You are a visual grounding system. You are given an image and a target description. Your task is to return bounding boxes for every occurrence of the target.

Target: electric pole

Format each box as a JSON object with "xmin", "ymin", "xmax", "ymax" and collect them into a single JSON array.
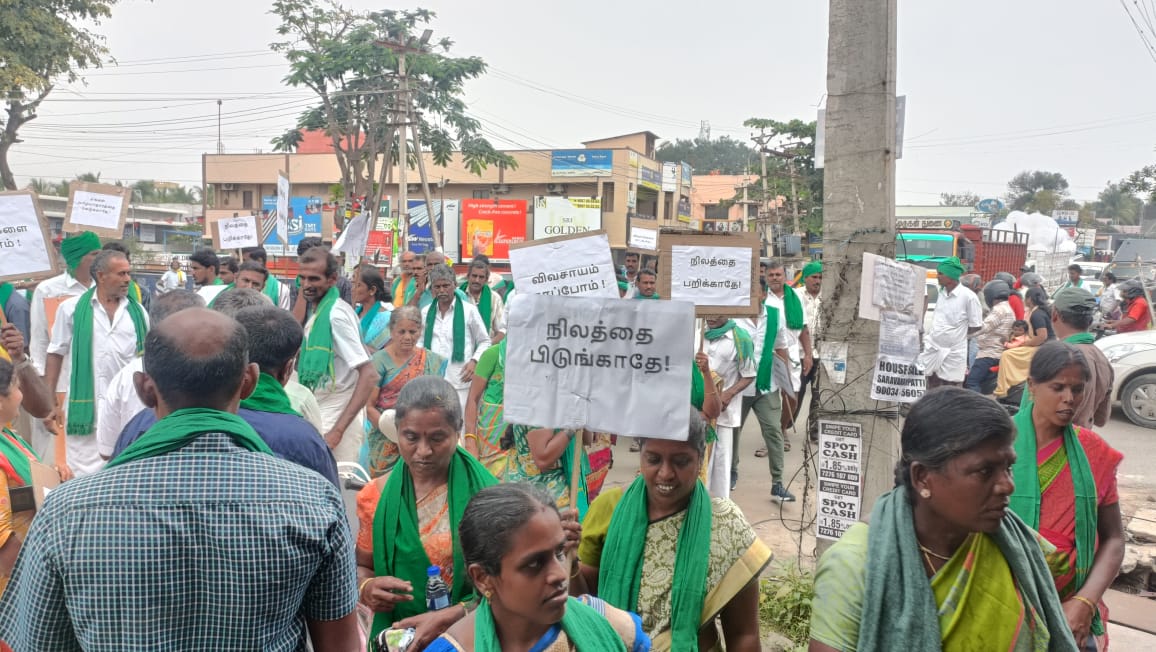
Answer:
[{"xmin": 816, "ymin": 0, "xmax": 898, "ymax": 554}]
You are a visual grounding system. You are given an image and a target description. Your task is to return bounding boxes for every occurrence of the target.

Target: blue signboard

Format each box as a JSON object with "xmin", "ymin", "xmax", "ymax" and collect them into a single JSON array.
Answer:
[
  {"xmin": 639, "ymin": 166, "xmax": 662, "ymax": 191},
  {"xmin": 550, "ymin": 149, "xmax": 613, "ymax": 177},
  {"xmin": 261, "ymin": 195, "xmax": 322, "ymax": 255},
  {"xmin": 975, "ymin": 198, "xmax": 1006, "ymax": 214},
  {"xmin": 406, "ymin": 200, "xmax": 459, "ymax": 256}
]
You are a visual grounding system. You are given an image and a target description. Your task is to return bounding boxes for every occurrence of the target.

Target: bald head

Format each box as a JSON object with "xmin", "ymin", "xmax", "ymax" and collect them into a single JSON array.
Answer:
[{"xmin": 139, "ymin": 308, "xmax": 255, "ymax": 414}]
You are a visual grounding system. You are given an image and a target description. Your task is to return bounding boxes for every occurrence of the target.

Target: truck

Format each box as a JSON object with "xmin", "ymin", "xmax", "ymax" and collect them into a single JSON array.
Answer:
[{"xmin": 895, "ymin": 218, "xmax": 1028, "ymax": 281}]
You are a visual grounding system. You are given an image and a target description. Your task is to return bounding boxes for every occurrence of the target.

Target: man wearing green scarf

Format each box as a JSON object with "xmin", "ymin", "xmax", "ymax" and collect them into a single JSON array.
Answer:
[
  {"xmin": 797, "ymin": 261, "xmax": 823, "ymax": 440},
  {"xmin": 702, "ymin": 315, "xmax": 755, "ymax": 499},
  {"xmin": 189, "ymin": 249, "xmax": 229, "ymax": 306},
  {"xmin": 241, "ymin": 247, "xmax": 292, "ymax": 310},
  {"xmin": 43, "ymin": 250, "xmax": 149, "ymax": 477},
  {"xmin": 296, "ymin": 248, "xmax": 378, "ymax": 465},
  {"xmin": 422, "ymin": 264, "xmax": 492, "ymax": 417},
  {"xmin": 764, "ymin": 259, "xmax": 812, "ymax": 437},
  {"xmin": 1051, "ymin": 287, "xmax": 1113, "ymax": 428},
  {"xmin": 0, "ymin": 308, "xmax": 361, "ymax": 650},
  {"xmin": 1060, "ymin": 264, "xmax": 1084, "ymax": 291},
  {"xmin": 460, "ymin": 257, "xmax": 506, "ymax": 343},
  {"xmin": 633, "ymin": 269, "xmax": 660, "ymax": 300},
  {"xmin": 916, "ymin": 256, "xmax": 983, "ymax": 388}
]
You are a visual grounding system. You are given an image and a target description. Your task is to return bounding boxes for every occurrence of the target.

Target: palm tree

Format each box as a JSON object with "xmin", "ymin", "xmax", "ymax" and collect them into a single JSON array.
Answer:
[{"xmin": 1093, "ymin": 183, "xmax": 1143, "ymax": 225}]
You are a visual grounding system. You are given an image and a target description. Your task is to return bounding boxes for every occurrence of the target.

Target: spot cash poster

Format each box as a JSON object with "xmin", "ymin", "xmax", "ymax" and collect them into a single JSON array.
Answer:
[{"xmin": 503, "ymin": 293, "xmax": 694, "ymax": 439}]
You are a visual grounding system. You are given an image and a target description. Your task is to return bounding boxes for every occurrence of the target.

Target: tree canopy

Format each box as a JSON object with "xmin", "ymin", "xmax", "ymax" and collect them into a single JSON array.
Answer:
[
  {"xmin": 743, "ymin": 117, "xmax": 822, "ymax": 235},
  {"xmin": 938, "ymin": 191, "xmax": 980, "ymax": 207},
  {"xmin": 1005, "ymin": 170, "xmax": 1069, "ymax": 213},
  {"xmin": 655, "ymin": 136, "xmax": 752, "ymax": 175}
]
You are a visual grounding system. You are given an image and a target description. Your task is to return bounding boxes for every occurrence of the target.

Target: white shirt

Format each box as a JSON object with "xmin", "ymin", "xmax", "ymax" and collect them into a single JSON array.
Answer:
[
  {"xmin": 303, "ymin": 299, "xmax": 371, "ymax": 398},
  {"xmin": 420, "ymin": 300, "xmax": 492, "ymax": 390},
  {"xmin": 916, "ymin": 283, "xmax": 983, "ymax": 382},
  {"xmin": 96, "ymin": 357, "xmax": 145, "ymax": 458},
  {"xmin": 269, "ymin": 280, "xmax": 293, "ymax": 311},
  {"xmin": 197, "ymin": 284, "xmax": 230, "ymax": 305},
  {"xmin": 30, "ymin": 272, "xmax": 90, "ymax": 379},
  {"xmin": 463, "ymin": 287, "xmax": 506, "ymax": 337},
  {"xmin": 157, "ymin": 269, "xmax": 185, "ymax": 294},
  {"xmin": 801, "ymin": 289, "xmax": 822, "ymax": 339},
  {"xmin": 704, "ymin": 330, "xmax": 757, "ymax": 428},
  {"xmin": 765, "ymin": 289, "xmax": 807, "ymax": 392},
  {"xmin": 735, "ymin": 308, "xmax": 787, "ymax": 397},
  {"xmin": 284, "ymin": 379, "xmax": 325, "ymax": 434}
]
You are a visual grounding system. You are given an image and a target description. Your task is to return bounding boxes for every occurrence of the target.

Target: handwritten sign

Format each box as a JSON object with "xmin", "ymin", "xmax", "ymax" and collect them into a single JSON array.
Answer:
[
  {"xmin": 816, "ymin": 420, "xmax": 863, "ymax": 541},
  {"xmin": 504, "ymin": 294, "xmax": 693, "ymax": 439},
  {"xmin": 508, "ymin": 230, "xmax": 618, "ymax": 299},
  {"xmin": 0, "ymin": 191, "xmax": 58, "ymax": 283},
  {"xmin": 659, "ymin": 232, "xmax": 759, "ymax": 317},
  {"xmin": 628, "ymin": 222, "xmax": 658, "ymax": 253},
  {"xmin": 214, "ymin": 215, "xmax": 261, "ymax": 249},
  {"xmin": 63, "ymin": 182, "xmax": 131, "ymax": 238}
]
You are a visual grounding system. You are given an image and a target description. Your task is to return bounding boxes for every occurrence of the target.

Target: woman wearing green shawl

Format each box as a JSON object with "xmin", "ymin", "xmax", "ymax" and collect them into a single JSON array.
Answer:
[
  {"xmin": 0, "ymin": 358, "xmax": 47, "ymax": 595},
  {"xmin": 578, "ymin": 408, "xmax": 770, "ymax": 651},
  {"xmin": 1009, "ymin": 342, "xmax": 1125, "ymax": 651},
  {"xmin": 356, "ymin": 375, "xmax": 499, "ymax": 650},
  {"xmin": 428, "ymin": 483, "xmax": 649, "ymax": 652},
  {"xmin": 810, "ymin": 387, "xmax": 1078, "ymax": 652},
  {"xmin": 353, "ymin": 266, "xmax": 393, "ymax": 351},
  {"xmin": 499, "ymin": 425, "xmax": 594, "ymax": 519}
]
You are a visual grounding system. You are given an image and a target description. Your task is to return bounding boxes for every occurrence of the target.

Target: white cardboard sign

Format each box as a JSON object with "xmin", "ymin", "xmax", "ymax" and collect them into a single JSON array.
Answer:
[
  {"xmin": 216, "ymin": 215, "xmax": 261, "ymax": 249},
  {"xmin": 504, "ymin": 294, "xmax": 694, "ymax": 438},
  {"xmin": 64, "ymin": 182, "xmax": 131, "ymax": 238},
  {"xmin": 628, "ymin": 226, "xmax": 658, "ymax": 252},
  {"xmin": 508, "ymin": 231, "xmax": 618, "ymax": 299},
  {"xmin": 0, "ymin": 191, "xmax": 58, "ymax": 283},
  {"xmin": 669, "ymin": 244, "xmax": 753, "ymax": 307}
]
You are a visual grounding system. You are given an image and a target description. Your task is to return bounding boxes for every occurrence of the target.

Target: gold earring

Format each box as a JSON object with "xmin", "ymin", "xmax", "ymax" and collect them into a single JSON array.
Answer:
[{"xmin": 920, "ymin": 489, "xmax": 931, "ymax": 499}]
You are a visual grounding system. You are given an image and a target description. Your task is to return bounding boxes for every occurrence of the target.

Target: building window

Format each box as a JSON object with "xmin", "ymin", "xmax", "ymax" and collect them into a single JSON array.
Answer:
[
  {"xmin": 242, "ymin": 190, "xmax": 253, "ymax": 210},
  {"xmin": 602, "ymin": 183, "xmax": 614, "ymax": 211},
  {"xmin": 705, "ymin": 203, "xmax": 729, "ymax": 220},
  {"xmin": 472, "ymin": 189, "xmax": 491, "ymax": 199}
]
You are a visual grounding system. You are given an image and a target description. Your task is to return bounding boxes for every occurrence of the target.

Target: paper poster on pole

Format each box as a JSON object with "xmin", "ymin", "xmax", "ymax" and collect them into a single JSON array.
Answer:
[
  {"xmin": 63, "ymin": 182, "xmax": 131, "ymax": 238},
  {"xmin": 658, "ymin": 232, "xmax": 759, "ymax": 317},
  {"xmin": 508, "ymin": 230, "xmax": 618, "ymax": 299},
  {"xmin": 275, "ymin": 172, "xmax": 290, "ymax": 248},
  {"xmin": 0, "ymin": 191, "xmax": 59, "ymax": 284},
  {"xmin": 213, "ymin": 215, "xmax": 261, "ymax": 250},
  {"xmin": 816, "ymin": 420, "xmax": 863, "ymax": 541},
  {"xmin": 858, "ymin": 252, "xmax": 926, "ymax": 321},
  {"xmin": 627, "ymin": 219, "xmax": 658, "ymax": 253},
  {"xmin": 869, "ymin": 356, "xmax": 926, "ymax": 403},
  {"xmin": 504, "ymin": 294, "xmax": 694, "ymax": 438}
]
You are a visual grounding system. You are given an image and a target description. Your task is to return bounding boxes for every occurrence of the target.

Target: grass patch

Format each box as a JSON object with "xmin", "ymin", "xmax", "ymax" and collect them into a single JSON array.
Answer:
[{"xmin": 758, "ymin": 563, "xmax": 814, "ymax": 650}]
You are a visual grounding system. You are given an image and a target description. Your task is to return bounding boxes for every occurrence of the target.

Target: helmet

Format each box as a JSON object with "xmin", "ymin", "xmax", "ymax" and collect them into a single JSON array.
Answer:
[
  {"xmin": 994, "ymin": 271, "xmax": 1016, "ymax": 286},
  {"xmin": 982, "ymin": 280, "xmax": 1011, "ymax": 307},
  {"xmin": 1120, "ymin": 279, "xmax": 1146, "ymax": 300},
  {"xmin": 1019, "ymin": 272, "xmax": 1043, "ymax": 288}
]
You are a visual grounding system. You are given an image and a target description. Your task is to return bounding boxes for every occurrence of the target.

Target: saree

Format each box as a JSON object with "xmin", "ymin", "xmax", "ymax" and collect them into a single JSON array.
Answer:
[
  {"xmin": 500, "ymin": 425, "xmax": 591, "ymax": 520},
  {"xmin": 578, "ymin": 487, "xmax": 771, "ymax": 651},
  {"xmin": 365, "ymin": 348, "xmax": 448, "ymax": 477},
  {"xmin": 0, "ymin": 429, "xmax": 39, "ymax": 596},
  {"xmin": 357, "ymin": 302, "xmax": 392, "ymax": 351},
  {"xmin": 472, "ymin": 341, "xmax": 506, "ymax": 468},
  {"xmin": 995, "ymin": 307, "xmax": 1048, "ymax": 397}
]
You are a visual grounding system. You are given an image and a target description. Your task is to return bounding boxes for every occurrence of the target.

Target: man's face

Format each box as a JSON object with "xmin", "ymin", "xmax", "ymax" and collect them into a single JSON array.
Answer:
[
  {"xmin": 220, "ymin": 268, "xmax": 235, "ymax": 285},
  {"xmin": 188, "ymin": 261, "xmax": 211, "ymax": 285},
  {"xmin": 432, "ymin": 277, "xmax": 455, "ymax": 305},
  {"xmin": 705, "ymin": 316, "xmax": 727, "ymax": 329},
  {"xmin": 1069, "ymin": 269, "xmax": 1081, "ymax": 283},
  {"xmin": 467, "ymin": 267, "xmax": 487, "ymax": 294},
  {"xmin": 625, "ymin": 254, "xmax": 639, "ymax": 274},
  {"xmin": 805, "ymin": 273, "xmax": 821, "ymax": 295},
  {"xmin": 765, "ymin": 266, "xmax": 785, "ymax": 293},
  {"xmin": 298, "ymin": 260, "xmax": 336, "ymax": 304},
  {"xmin": 637, "ymin": 274, "xmax": 656, "ymax": 297},
  {"xmin": 426, "ymin": 252, "xmax": 446, "ymax": 270},
  {"xmin": 98, "ymin": 257, "xmax": 132, "ymax": 299},
  {"xmin": 235, "ymin": 269, "xmax": 267, "ymax": 291},
  {"xmin": 170, "ymin": 261, "xmax": 180, "ymax": 271},
  {"xmin": 400, "ymin": 252, "xmax": 416, "ymax": 275}
]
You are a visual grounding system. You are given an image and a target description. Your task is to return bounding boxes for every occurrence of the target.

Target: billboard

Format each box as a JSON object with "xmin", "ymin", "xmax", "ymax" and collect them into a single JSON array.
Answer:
[
  {"xmin": 639, "ymin": 166, "xmax": 662, "ymax": 191},
  {"xmin": 461, "ymin": 198, "xmax": 527, "ymax": 261},
  {"xmin": 661, "ymin": 162, "xmax": 679, "ymax": 192},
  {"xmin": 533, "ymin": 196, "xmax": 602, "ymax": 240},
  {"xmin": 261, "ymin": 195, "xmax": 323, "ymax": 256},
  {"xmin": 681, "ymin": 162, "xmax": 693, "ymax": 187},
  {"xmin": 406, "ymin": 199, "xmax": 460, "ymax": 257},
  {"xmin": 551, "ymin": 149, "xmax": 613, "ymax": 177}
]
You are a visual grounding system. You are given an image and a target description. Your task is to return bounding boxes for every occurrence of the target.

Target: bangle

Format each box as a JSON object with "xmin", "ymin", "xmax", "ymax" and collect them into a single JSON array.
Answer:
[
  {"xmin": 358, "ymin": 577, "xmax": 374, "ymax": 598},
  {"xmin": 463, "ymin": 433, "xmax": 478, "ymax": 442},
  {"xmin": 1071, "ymin": 595, "xmax": 1097, "ymax": 614}
]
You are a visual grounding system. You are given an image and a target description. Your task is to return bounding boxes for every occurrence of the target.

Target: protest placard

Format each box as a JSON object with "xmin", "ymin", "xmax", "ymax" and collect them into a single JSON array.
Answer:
[
  {"xmin": 63, "ymin": 182, "xmax": 131, "ymax": 238},
  {"xmin": 816, "ymin": 420, "xmax": 863, "ymax": 541},
  {"xmin": 504, "ymin": 293, "xmax": 694, "ymax": 438},
  {"xmin": 658, "ymin": 232, "xmax": 759, "ymax": 317},
  {"xmin": 508, "ymin": 230, "xmax": 618, "ymax": 299},
  {"xmin": 213, "ymin": 215, "xmax": 261, "ymax": 250},
  {"xmin": 627, "ymin": 219, "xmax": 659, "ymax": 254},
  {"xmin": 0, "ymin": 191, "xmax": 59, "ymax": 284}
]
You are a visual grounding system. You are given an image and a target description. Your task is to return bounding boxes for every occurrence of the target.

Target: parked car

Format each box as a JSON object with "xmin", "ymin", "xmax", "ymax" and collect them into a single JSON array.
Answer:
[
  {"xmin": 1096, "ymin": 330, "xmax": 1156, "ymax": 428},
  {"xmin": 1078, "ymin": 261, "xmax": 1108, "ymax": 280}
]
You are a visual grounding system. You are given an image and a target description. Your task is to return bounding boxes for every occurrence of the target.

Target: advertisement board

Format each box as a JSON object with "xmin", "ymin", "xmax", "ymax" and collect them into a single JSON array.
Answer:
[
  {"xmin": 261, "ymin": 195, "xmax": 324, "ymax": 256},
  {"xmin": 550, "ymin": 149, "xmax": 613, "ymax": 177},
  {"xmin": 681, "ymin": 162, "xmax": 693, "ymax": 187},
  {"xmin": 406, "ymin": 199, "xmax": 460, "ymax": 257},
  {"xmin": 533, "ymin": 196, "xmax": 602, "ymax": 240},
  {"xmin": 460, "ymin": 198, "xmax": 527, "ymax": 261},
  {"xmin": 639, "ymin": 166, "xmax": 662, "ymax": 191},
  {"xmin": 661, "ymin": 162, "xmax": 679, "ymax": 192}
]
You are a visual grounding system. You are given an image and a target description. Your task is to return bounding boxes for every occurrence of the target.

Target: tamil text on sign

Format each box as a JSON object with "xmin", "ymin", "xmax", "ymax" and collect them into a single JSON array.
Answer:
[
  {"xmin": 64, "ymin": 182, "xmax": 131, "ymax": 238},
  {"xmin": 0, "ymin": 191, "xmax": 57, "ymax": 284},
  {"xmin": 508, "ymin": 231, "xmax": 618, "ymax": 299},
  {"xmin": 216, "ymin": 215, "xmax": 261, "ymax": 250},
  {"xmin": 662, "ymin": 233, "xmax": 759, "ymax": 316}
]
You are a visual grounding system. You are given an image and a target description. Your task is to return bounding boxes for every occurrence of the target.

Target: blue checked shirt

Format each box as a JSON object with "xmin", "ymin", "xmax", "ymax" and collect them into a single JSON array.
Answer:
[{"xmin": 0, "ymin": 433, "xmax": 357, "ymax": 651}]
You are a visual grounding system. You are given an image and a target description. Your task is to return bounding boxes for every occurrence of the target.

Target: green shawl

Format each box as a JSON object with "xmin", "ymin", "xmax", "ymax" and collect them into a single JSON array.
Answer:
[
  {"xmin": 263, "ymin": 277, "xmax": 281, "ymax": 304},
  {"xmin": 424, "ymin": 295, "xmax": 466, "ymax": 363},
  {"xmin": 704, "ymin": 320, "xmax": 753, "ymax": 363},
  {"xmin": 460, "ymin": 282, "xmax": 494, "ymax": 328},
  {"xmin": 0, "ymin": 283, "xmax": 15, "ymax": 317},
  {"xmin": 298, "ymin": 286, "xmax": 340, "ymax": 390},
  {"xmin": 370, "ymin": 449, "xmax": 498, "ymax": 640},
  {"xmin": 107, "ymin": 408, "xmax": 273, "ymax": 468},
  {"xmin": 780, "ymin": 284, "xmax": 805, "ymax": 330},
  {"xmin": 1010, "ymin": 393, "xmax": 1103, "ymax": 635},
  {"xmin": 392, "ymin": 275, "xmax": 417, "ymax": 305},
  {"xmin": 598, "ymin": 476, "xmax": 712, "ymax": 650},
  {"xmin": 856, "ymin": 486, "xmax": 1077, "ymax": 651},
  {"xmin": 0, "ymin": 428, "xmax": 39, "ymax": 485},
  {"xmin": 474, "ymin": 597, "xmax": 626, "ymax": 652},
  {"xmin": 357, "ymin": 302, "xmax": 382, "ymax": 337},
  {"xmin": 1063, "ymin": 332, "xmax": 1096, "ymax": 345},
  {"xmin": 756, "ymin": 304, "xmax": 782, "ymax": 393},
  {"xmin": 690, "ymin": 363, "xmax": 718, "ymax": 444},
  {"xmin": 67, "ymin": 287, "xmax": 148, "ymax": 435},
  {"xmin": 207, "ymin": 283, "xmax": 235, "ymax": 307},
  {"xmin": 239, "ymin": 373, "xmax": 300, "ymax": 416},
  {"xmin": 633, "ymin": 292, "xmax": 660, "ymax": 300}
]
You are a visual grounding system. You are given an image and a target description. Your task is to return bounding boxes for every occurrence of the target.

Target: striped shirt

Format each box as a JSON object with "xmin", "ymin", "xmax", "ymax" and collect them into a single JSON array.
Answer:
[{"xmin": 0, "ymin": 433, "xmax": 356, "ymax": 651}]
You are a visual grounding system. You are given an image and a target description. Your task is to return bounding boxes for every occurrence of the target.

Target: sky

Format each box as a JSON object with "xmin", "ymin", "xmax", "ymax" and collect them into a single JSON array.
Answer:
[{"xmin": 11, "ymin": 0, "xmax": 1156, "ymax": 205}]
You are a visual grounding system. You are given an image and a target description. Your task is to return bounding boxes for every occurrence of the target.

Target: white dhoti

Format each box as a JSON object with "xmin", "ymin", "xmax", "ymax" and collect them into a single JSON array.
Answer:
[
  {"xmin": 67, "ymin": 433, "xmax": 105, "ymax": 477},
  {"xmin": 707, "ymin": 425, "xmax": 733, "ymax": 499},
  {"xmin": 316, "ymin": 389, "xmax": 365, "ymax": 466}
]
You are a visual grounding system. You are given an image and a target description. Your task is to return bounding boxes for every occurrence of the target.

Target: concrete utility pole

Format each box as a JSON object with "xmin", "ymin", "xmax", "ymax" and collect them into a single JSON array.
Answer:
[{"xmin": 816, "ymin": 0, "xmax": 898, "ymax": 554}]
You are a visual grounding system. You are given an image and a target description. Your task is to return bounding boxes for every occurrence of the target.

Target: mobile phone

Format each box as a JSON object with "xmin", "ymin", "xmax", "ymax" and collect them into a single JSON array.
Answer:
[{"xmin": 10, "ymin": 486, "xmax": 34, "ymax": 513}]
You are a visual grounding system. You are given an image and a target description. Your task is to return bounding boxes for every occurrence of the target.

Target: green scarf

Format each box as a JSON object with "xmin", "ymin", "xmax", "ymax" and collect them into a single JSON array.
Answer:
[
  {"xmin": 298, "ymin": 286, "xmax": 340, "ymax": 390},
  {"xmin": 780, "ymin": 285, "xmax": 805, "ymax": 330},
  {"xmin": 212, "ymin": 277, "xmax": 224, "ymax": 285},
  {"xmin": 598, "ymin": 476, "xmax": 712, "ymax": 650},
  {"xmin": 239, "ymin": 373, "xmax": 300, "ymax": 416},
  {"xmin": 1063, "ymin": 332, "xmax": 1096, "ymax": 345},
  {"xmin": 370, "ymin": 449, "xmax": 498, "ymax": 640},
  {"xmin": 460, "ymin": 282, "xmax": 493, "ymax": 327},
  {"xmin": 0, "ymin": 428, "xmax": 39, "ymax": 485},
  {"xmin": 424, "ymin": 295, "xmax": 466, "ymax": 363},
  {"xmin": 474, "ymin": 597, "xmax": 626, "ymax": 652},
  {"xmin": 129, "ymin": 280, "xmax": 143, "ymax": 304},
  {"xmin": 704, "ymin": 320, "xmax": 753, "ymax": 363},
  {"xmin": 1010, "ymin": 394, "xmax": 1103, "ymax": 635},
  {"xmin": 263, "ymin": 277, "xmax": 280, "ymax": 304},
  {"xmin": 633, "ymin": 292, "xmax": 660, "ymax": 300},
  {"xmin": 856, "ymin": 486, "xmax": 1076, "ymax": 651},
  {"xmin": 107, "ymin": 408, "xmax": 273, "ymax": 468},
  {"xmin": 208, "ymin": 283, "xmax": 235, "ymax": 307},
  {"xmin": 392, "ymin": 275, "xmax": 417, "ymax": 305},
  {"xmin": 67, "ymin": 287, "xmax": 148, "ymax": 435},
  {"xmin": 0, "ymin": 283, "xmax": 15, "ymax": 316},
  {"xmin": 690, "ymin": 363, "xmax": 718, "ymax": 444},
  {"xmin": 756, "ymin": 305, "xmax": 782, "ymax": 393},
  {"xmin": 357, "ymin": 302, "xmax": 381, "ymax": 337}
]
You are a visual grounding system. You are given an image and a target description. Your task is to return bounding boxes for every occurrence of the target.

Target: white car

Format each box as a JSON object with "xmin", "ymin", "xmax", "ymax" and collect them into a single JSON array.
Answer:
[{"xmin": 1096, "ymin": 330, "xmax": 1156, "ymax": 428}]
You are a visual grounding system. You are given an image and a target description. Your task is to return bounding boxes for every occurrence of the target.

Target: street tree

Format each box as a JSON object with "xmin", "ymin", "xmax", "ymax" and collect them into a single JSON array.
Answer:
[
  {"xmin": 939, "ymin": 191, "xmax": 980, "ymax": 207},
  {"xmin": 1005, "ymin": 170, "xmax": 1069, "ymax": 212},
  {"xmin": 1120, "ymin": 163, "xmax": 1156, "ymax": 203},
  {"xmin": 655, "ymin": 136, "xmax": 752, "ymax": 175},
  {"xmin": 1091, "ymin": 182, "xmax": 1143, "ymax": 225},
  {"xmin": 269, "ymin": 2, "xmax": 513, "ymax": 222},
  {"xmin": 0, "ymin": 0, "xmax": 121, "ymax": 190},
  {"xmin": 743, "ymin": 118, "xmax": 823, "ymax": 235}
]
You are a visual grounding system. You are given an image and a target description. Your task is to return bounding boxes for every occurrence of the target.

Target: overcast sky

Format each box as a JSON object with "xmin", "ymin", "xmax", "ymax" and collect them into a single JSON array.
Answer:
[{"xmin": 11, "ymin": 0, "xmax": 1156, "ymax": 205}]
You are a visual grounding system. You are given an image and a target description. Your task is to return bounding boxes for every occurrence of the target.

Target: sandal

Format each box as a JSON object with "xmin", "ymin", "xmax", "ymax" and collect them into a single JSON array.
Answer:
[
  {"xmin": 783, "ymin": 440, "xmax": 792, "ymax": 452},
  {"xmin": 754, "ymin": 447, "xmax": 768, "ymax": 458}
]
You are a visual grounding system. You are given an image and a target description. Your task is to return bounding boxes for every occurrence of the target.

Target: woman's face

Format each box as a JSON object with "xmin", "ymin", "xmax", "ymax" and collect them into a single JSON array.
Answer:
[
  {"xmin": 481, "ymin": 507, "xmax": 570, "ymax": 627},
  {"xmin": 352, "ymin": 277, "xmax": 371, "ymax": 305},
  {"xmin": 389, "ymin": 318, "xmax": 421, "ymax": 353},
  {"xmin": 1029, "ymin": 364, "xmax": 1086, "ymax": 431},
  {"xmin": 640, "ymin": 438, "xmax": 702, "ymax": 513},
  {"xmin": 0, "ymin": 377, "xmax": 22, "ymax": 425},
  {"xmin": 918, "ymin": 437, "xmax": 1016, "ymax": 534},
  {"xmin": 397, "ymin": 407, "xmax": 459, "ymax": 483}
]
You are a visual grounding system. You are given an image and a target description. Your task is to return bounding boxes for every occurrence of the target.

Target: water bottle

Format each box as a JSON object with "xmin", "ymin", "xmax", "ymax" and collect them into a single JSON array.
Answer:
[{"xmin": 425, "ymin": 565, "xmax": 450, "ymax": 611}]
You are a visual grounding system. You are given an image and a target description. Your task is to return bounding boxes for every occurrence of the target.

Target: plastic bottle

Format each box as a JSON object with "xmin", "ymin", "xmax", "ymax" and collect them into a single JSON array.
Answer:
[{"xmin": 425, "ymin": 565, "xmax": 450, "ymax": 612}]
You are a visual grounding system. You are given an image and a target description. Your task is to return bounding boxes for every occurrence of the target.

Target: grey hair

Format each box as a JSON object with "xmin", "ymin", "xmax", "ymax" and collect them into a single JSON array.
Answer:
[
  {"xmin": 394, "ymin": 375, "xmax": 463, "ymax": 432},
  {"xmin": 459, "ymin": 483, "xmax": 559, "ymax": 576},
  {"xmin": 428, "ymin": 264, "xmax": 456, "ymax": 286},
  {"xmin": 639, "ymin": 407, "xmax": 708, "ymax": 458},
  {"xmin": 211, "ymin": 287, "xmax": 272, "ymax": 318},
  {"xmin": 765, "ymin": 258, "xmax": 785, "ymax": 271},
  {"xmin": 150, "ymin": 290, "xmax": 205, "ymax": 324},
  {"xmin": 390, "ymin": 305, "xmax": 423, "ymax": 331},
  {"xmin": 91, "ymin": 250, "xmax": 127, "ymax": 275}
]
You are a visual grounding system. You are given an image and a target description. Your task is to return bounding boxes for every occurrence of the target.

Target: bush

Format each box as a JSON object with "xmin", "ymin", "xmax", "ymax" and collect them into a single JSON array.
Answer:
[{"xmin": 758, "ymin": 564, "xmax": 814, "ymax": 648}]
